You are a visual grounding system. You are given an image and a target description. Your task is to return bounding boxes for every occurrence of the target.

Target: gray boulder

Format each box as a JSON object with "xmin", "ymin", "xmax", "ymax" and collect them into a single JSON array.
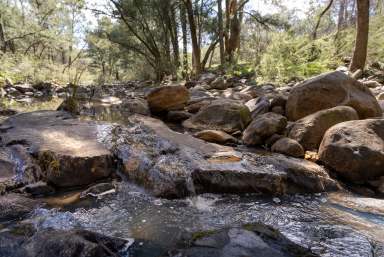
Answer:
[
  {"xmin": 242, "ymin": 112, "xmax": 287, "ymax": 146},
  {"xmin": 183, "ymin": 99, "xmax": 252, "ymax": 133},
  {"xmin": 319, "ymin": 119, "xmax": 384, "ymax": 182}
]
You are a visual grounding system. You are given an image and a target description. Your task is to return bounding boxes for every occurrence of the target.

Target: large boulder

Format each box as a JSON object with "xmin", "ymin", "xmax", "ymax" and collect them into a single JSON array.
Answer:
[
  {"xmin": 183, "ymin": 99, "xmax": 252, "ymax": 133},
  {"xmin": 319, "ymin": 119, "xmax": 384, "ymax": 182},
  {"xmin": 146, "ymin": 85, "xmax": 190, "ymax": 113},
  {"xmin": 106, "ymin": 115, "xmax": 337, "ymax": 198},
  {"xmin": 242, "ymin": 112, "xmax": 287, "ymax": 146},
  {"xmin": 289, "ymin": 106, "xmax": 359, "ymax": 151},
  {"xmin": 286, "ymin": 71, "xmax": 381, "ymax": 121},
  {"xmin": 0, "ymin": 111, "xmax": 115, "ymax": 188}
]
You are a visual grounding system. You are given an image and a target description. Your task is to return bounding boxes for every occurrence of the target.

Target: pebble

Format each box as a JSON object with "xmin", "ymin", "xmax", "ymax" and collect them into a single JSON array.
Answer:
[{"xmin": 273, "ymin": 197, "xmax": 281, "ymax": 204}]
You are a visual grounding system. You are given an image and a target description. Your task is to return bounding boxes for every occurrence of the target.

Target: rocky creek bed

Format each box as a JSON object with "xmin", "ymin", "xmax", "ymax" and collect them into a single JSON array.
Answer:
[{"xmin": 1, "ymin": 70, "xmax": 384, "ymax": 256}]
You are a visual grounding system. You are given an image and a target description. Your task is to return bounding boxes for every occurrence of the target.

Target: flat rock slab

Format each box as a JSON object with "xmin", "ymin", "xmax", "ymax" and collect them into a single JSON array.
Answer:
[
  {"xmin": 0, "ymin": 111, "xmax": 115, "ymax": 188},
  {"xmin": 106, "ymin": 115, "xmax": 338, "ymax": 198},
  {"xmin": 169, "ymin": 226, "xmax": 313, "ymax": 257}
]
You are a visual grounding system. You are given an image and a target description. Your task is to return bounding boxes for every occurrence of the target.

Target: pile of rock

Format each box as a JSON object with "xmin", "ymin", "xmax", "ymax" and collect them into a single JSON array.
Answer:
[
  {"xmin": 1, "ymin": 69, "xmax": 384, "ymax": 200},
  {"xmin": 141, "ymin": 70, "xmax": 384, "ymax": 195},
  {"xmin": 1, "ymin": 81, "xmax": 62, "ymax": 101}
]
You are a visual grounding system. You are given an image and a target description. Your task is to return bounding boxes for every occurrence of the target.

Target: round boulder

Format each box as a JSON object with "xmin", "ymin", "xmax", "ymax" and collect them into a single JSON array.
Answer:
[
  {"xmin": 183, "ymin": 99, "xmax": 251, "ymax": 133},
  {"xmin": 289, "ymin": 106, "xmax": 359, "ymax": 151},
  {"xmin": 242, "ymin": 112, "xmax": 287, "ymax": 146},
  {"xmin": 271, "ymin": 137, "xmax": 305, "ymax": 158},
  {"xmin": 147, "ymin": 85, "xmax": 190, "ymax": 113},
  {"xmin": 286, "ymin": 71, "xmax": 381, "ymax": 121},
  {"xmin": 319, "ymin": 119, "xmax": 384, "ymax": 182}
]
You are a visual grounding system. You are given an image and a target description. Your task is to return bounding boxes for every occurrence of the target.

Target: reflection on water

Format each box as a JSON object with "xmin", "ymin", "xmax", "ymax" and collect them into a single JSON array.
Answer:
[
  {"xmin": 1, "ymin": 97, "xmax": 63, "ymax": 113},
  {"xmin": 27, "ymin": 183, "xmax": 384, "ymax": 257}
]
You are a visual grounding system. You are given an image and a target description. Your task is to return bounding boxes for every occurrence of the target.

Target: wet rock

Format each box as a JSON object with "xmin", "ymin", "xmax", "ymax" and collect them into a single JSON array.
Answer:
[
  {"xmin": 80, "ymin": 182, "xmax": 116, "ymax": 198},
  {"xmin": 194, "ymin": 130, "xmax": 238, "ymax": 144},
  {"xmin": 194, "ymin": 150, "xmax": 338, "ymax": 194},
  {"xmin": 183, "ymin": 99, "xmax": 251, "ymax": 133},
  {"xmin": 319, "ymin": 119, "xmax": 384, "ymax": 182},
  {"xmin": 0, "ymin": 111, "xmax": 115, "ymax": 188},
  {"xmin": 271, "ymin": 137, "xmax": 305, "ymax": 158},
  {"xmin": 0, "ymin": 149, "xmax": 16, "ymax": 191},
  {"xmin": 21, "ymin": 181, "xmax": 55, "ymax": 196},
  {"xmin": 289, "ymin": 106, "xmax": 359, "ymax": 151},
  {"xmin": 0, "ymin": 194, "xmax": 40, "ymax": 221},
  {"xmin": 242, "ymin": 112, "xmax": 287, "ymax": 146},
  {"xmin": 147, "ymin": 85, "xmax": 190, "ymax": 113},
  {"xmin": 286, "ymin": 71, "xmax": 382, "ymax": 120},
  {"xmin": 245, "ymin": 96, "xmax": 270, "ymax": 119},
  {"xmin": 170, "ymin": 228, "xmax": 288, "ymax": 257},
  {"xmin": 0, "ymin": 228, "xmax": 129, "ymax": 257},
  {"xmin": 0, "ymin": 145, "xmax": 42, "ymax": 193},
  {"xmin": 109, "ymin": 115, "xmax": 337, "ymax": 197},
  {"xmin": 106, "ymin": 116, "xmax": 336, "ymax": 198}
]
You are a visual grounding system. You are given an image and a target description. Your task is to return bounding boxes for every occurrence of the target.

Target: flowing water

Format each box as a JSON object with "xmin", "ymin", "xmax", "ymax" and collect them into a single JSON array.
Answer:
[{"xmin": 26, "ymin": 183, "xmax": 384, "ymax": 257}]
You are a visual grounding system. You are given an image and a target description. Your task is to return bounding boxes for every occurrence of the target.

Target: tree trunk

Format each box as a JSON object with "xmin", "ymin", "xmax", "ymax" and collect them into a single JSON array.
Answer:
[
  {"xmin": 180, "ymin": 3, "xmax": 189, "ymax": 78},
  {"xmin": 225, "ymin": 0, "xmax": 242, "ymax": 63},
  {"xmin": 337, "ymin": 0, "xmax": 346, "ymax": 33},
  {"xmin": 170, "ymin": 6, "xmax": 180, "ymax": 71},
  {"xmin": 218, "ymin": 0, "xmax": 225, "ymax": 66},
  {"xmin": 0, "ymin": 14, "xmax": 7, "ymax": 52},
  {"xmin": 184, "ymin": 0, "xmax": 201, "ymax": 75},
  {"xmin": 349, "ymin": 0, "xmax": 370, "ymax": 72}
]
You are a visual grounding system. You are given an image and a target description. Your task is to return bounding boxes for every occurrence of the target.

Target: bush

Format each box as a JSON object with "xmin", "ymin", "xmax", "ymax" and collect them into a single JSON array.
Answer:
[
  {"xmin": 257, "ymin": 16, "xmax": 384, "ymax": 84},
  {"xmin": 257, "ymin": 33, "xmax": 338, "ymax": 84}
]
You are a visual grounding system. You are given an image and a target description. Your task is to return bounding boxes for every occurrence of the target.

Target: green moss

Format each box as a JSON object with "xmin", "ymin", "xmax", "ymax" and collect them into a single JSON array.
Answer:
[
  {"xmin": 39, "ymin": 151, "xmax": 60, "ymax": 175},
  {"xmin": 191, "ymin": 230, "xmax": 217, "ymax": 241},
  {"xmin": 239, "ymin": 106, "xmax": 252, "ymax": 130}
]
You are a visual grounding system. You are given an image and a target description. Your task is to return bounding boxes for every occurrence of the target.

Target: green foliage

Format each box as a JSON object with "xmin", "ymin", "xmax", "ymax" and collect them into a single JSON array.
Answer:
[
  {"xmin": 257, "ymin": 32, "xmax": 338, "ymax": 83},
  {"xmin": 0, "ymin": 53, "xmax": 95, "ymax": 85},
  {"xmin": 256, "ymin": 10, "xmax": 384, "ymax": 84}
]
